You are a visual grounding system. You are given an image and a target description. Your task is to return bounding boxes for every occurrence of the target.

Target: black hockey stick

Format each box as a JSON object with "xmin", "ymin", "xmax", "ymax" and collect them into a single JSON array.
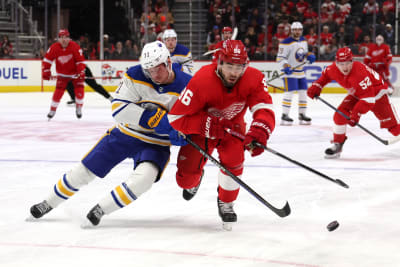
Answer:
[
  {"xmin": 184, "ymin": 135, "xmax": 291, "ymax": 218},
  {"xmin": 316, "ymin": 96, "xmax": 400, "ymax": 145},
  {"xmin": 267, "ymin": 83, "xmax": 400, "ymax": 146},
  {"xmin": 225, "ymin": 128, "xmax": 350, "ymax": 189}
]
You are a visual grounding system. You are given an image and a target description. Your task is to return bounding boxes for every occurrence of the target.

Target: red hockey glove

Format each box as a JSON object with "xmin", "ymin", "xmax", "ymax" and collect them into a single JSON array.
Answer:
[
  {"xmin": 244, "ymin": 120, "xmax": 271, "ymax": 157},
  {"xmin": 307, "ymin": 83, "xmax": 322, "ymax": 99},
  {"xmin": 201, "ymin": 115, "xmax": 233, "ymax": 139},
  {"xmin": 76, "ymin": 70, "xmax": 85, "ymax": 80},
  {"xmin": 42, "ymin": 69, "xmax": 51, "ymax": 80},
  {"xmin": 348, "ymin": 111, "xmax": 361, "ymax": 127}
]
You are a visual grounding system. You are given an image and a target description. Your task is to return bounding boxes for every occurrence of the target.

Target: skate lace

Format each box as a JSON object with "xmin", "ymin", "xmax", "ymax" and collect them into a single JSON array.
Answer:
[
  {"xmin": 92, "ymin": 206, "xmax": 104, "ymax": 218},
  {"xmin": 218, "ymin": 200, "xmax": 234, "ymax": 214},
  {"xmin": 36, "ymin": 201, "xmax": 51, "ymax": 213}
]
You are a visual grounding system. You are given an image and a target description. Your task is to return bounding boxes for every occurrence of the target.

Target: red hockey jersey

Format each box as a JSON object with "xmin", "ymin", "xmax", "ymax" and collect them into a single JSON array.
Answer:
[
  {"xmin": 363, "ymin": 43, "xmax": 392, "ymax": 70},
  {"xmin": 313, "ymin": 61, "xmax": 388, "ymax": 112},
  {"xmin": 168, "ymin": 64, "xmax": 275, "ymax": 135},
  {"xmin": 42, "ymin": 41, "xmax": 85, "ymax": 77}
]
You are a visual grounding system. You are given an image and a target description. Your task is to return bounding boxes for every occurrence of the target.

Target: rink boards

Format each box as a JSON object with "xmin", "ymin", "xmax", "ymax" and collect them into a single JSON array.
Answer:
[{"xmin": 0, "ymin": 59, "xmax": 399, "ymax": 93}]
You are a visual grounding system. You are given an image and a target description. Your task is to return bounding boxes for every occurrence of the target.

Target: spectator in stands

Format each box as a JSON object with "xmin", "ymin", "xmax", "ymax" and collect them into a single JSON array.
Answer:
[
  {"xmin": 321, "ymin": 0, "xmax": 337, "ymax": 15},
  {"xmin": 303, "ymin": 6, "xmax": 318, "ymax": 28},
  {"xmin": 337, "ymin": 0, "xmax": 351, "ymax": 19},
  {"xmin": 379, "ymin": 4, "xmax": 395, "ymax": 26},
  {"xmin": 334, "ymin": 25, "xmax": 351, "ymax": 48},
  {"xmin": 358, "ymin": 34, "xmax": 371, "ymax": 55},
  {"xmin": 111, "ymin": 41, "xmax": 124, "ymax": 60},
  {"xmin": 296, "ymin": 0, "xmax": 309, "ymax": 15},
  {"xmin": 0, "ymin": 35, "xmax": 13, "ymax": 56},
  {"xmin": 244, "ymin": 26, "xmax": 258, "ymax": 47},
  {"xmin": 362, "ymin": 0, "xmax": 379, "ymax": 25},
  {"xmin": 1, "ymin": 46, "xmax": 14, "ymax": 58},
  {"xmin": 382, "ymin": 0, "xmax": 395, "ymax": 13},
  {"xmin": 320, "ymin": 25, "xmax": 333, "ymax": 55},
  {"xmin": 207, "ymin": 25, "xmax": 220, "ymax": 47},
  {"xmin": 157, "ymin": 5, "xmax": 174, "ymax": 28},
  {"xmin": 383, "ymin": 24, "xmax": 395, "ymax": 50},
  {"xmin": 274, "ymin": 23, "xmax": 289, "ymax": 43},
  {"xmin": 305, "ymin": 27, "xmax": 317, "ymax": 48},
  {"xmin": 243, "ymin": 36, "xmax": 255, "ymax": 59},
  {"xmin": 98, "ymin": 34, "xmax": 115, "ymax": 59},
  {"xmin": 123, "ymin": 39, "xmax": 139, "ymax": 59}
]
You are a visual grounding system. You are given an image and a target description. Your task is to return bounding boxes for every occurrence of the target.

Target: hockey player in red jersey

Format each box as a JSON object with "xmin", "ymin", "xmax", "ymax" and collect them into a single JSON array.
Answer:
[
  {"xmin": 363, "ymin": 35, "xmax": 393, "ymax": 92},
  {"xmin": 168, "ymin": 40, "xmax": 275, "ymax": 230},
  {"xmin": 211, "ymin": 26, "xmax": 233, "ymax": 64},
  {"xmin": 307, "ymin": 47, "xmax": 400, "ymax": 158},
  {"xmin": 42, "ymin": 29, "xmax": 86, "ymax": 120}
]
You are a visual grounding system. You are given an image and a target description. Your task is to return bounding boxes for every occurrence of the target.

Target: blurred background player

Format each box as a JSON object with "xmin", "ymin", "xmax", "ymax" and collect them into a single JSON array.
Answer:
[
  {"xmin": 277, "ymin": 21, "xmax": 316, "ymax": 125},
  {"xmin": 211, "ymin": 26, "xmax": 233, "ymax": 64},
  {"xmin": 168, "ymin": 40, "xmax": 275, "ymax": 230},
  {"xmin": 162, "ymin": 29, "xmax": 194, "ymax": 74},
  {"xmin": 65, "ymin": 65, "xmax": 113, "ymax": 105},
  {"xmin": 363, "ymin": 35, "xmax": 393, "ymax": 93},
  {"xmin": 42, "ymin": 29, "xmax": 86, "ymax": 120},
  {"xmin": 307, "ymin": 47, "xmax": 400, "ymax": 158},
  {"xmin": 30, "ymin": 41, "xmax": 190, "ymax": 226}
]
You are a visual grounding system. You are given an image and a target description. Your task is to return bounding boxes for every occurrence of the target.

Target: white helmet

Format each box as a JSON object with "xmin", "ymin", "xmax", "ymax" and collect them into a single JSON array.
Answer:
[
  {"xmin": 291, "ymin": 21, "xmax": 303, "ymax": 30},
  {"xmin": 140, "ymin": 41, "xmax": 170, "ymax": 70},
  {"xmin": 162, "ymin": 29, "xmax": 177, "ymax": 41}
]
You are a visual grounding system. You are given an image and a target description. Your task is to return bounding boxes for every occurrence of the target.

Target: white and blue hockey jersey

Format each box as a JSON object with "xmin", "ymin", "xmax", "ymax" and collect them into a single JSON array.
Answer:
[
  {"xmin": 276, "ymin": 36, "xmax": 309, "ymax": 78},
  {"xmin": 170, "ymin": 43, "xmax": 194, "ymax": 75},
  {"xmin": 111, "ymin": 63, "xmax": 191, "ymax": 146}
]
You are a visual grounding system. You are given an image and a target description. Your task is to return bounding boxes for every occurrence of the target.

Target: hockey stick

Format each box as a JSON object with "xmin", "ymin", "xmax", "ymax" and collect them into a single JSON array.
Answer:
[
  {"xmin": 50, "ymin": 76, "xmax": 121, "ymax": 80},
  {"xmin": 265, "ymin": 61, "xmax": 308, "ymax": 84},
  {"xmin": 316, "ymin": 96, "xmax": 400, "ymax": 145},
  {"xmin": 225, "ymin": 128, "xmax": 350, "ymax": 189},
  {"xmin": 202, "ymin": 27, "xmax": 238, "ymax": 57},
  {"xmin": 184, "ymin": 135, "xmax": 291, "ymax": 218}
]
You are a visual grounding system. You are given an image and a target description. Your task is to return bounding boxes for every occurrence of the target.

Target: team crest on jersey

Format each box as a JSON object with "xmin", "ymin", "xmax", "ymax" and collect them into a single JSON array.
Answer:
[
  {"xmin": 57, "ymin": 54, "xmax": 73, "ymax": 64},
  {"xmin": 295, "ymin": 48, "xmax": 306, "ymax": 62},
  {"xmin": 158, "ymin": 86, "xmax": 164, "ymax": 93},
  {"xmin": 208, "ymin": 102, "xmax": 246, "ymax": 120}
]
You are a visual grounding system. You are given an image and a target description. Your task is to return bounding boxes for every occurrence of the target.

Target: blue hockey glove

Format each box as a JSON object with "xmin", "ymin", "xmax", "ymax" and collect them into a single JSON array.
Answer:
[
  {"xmin": 307, "ymin": 53, "xmax": 316, "ymax": 64},
  {"xmin": 168, "ymin": 130, "xmax": 187, "ymax": 146},
  {"xmin": 139, "ymin": 108, "xmax": 172, "ymax": 134},
  {"xmin": 282, "ymin": 65, "xmax": 293, "ymax": 75}
]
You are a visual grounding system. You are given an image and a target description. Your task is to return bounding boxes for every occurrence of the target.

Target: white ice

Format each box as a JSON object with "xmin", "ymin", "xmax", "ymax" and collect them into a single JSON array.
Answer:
[{"xmin": 1, "ymin": 92, "xmax": 400, "ymax": 267}]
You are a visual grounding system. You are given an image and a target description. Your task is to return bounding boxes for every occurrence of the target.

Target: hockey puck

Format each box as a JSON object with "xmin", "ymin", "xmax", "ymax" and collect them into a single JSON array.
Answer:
[{"xmin": 327, "ymin": 220, "xmax": 339, "ymax": 231}]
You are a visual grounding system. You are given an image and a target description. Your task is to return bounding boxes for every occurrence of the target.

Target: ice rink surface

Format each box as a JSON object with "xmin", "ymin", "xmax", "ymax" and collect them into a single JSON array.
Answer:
[{"xmin": 1, "ymin": 92, "xmax": 400, "ymax": 267}]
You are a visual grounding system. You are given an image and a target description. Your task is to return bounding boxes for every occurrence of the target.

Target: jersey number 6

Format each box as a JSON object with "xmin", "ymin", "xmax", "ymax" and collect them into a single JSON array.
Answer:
[{"xmin": 179, "ymin": 88, "xmax": 193, "ymax": 106}]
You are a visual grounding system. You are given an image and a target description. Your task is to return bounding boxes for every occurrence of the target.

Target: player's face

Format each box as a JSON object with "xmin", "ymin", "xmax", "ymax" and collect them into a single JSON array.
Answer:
[
  {"xmin": 220, "ymin": 62, "xmax": 246, "ymax": 87},
  {"xmin": 164, "ymin": 37, "xmax": 177, "ymax": 53},
  {"xmin": 291, "ymin": 28, "xmax": 302, "ymax": 39},
  {"xmin": 58, "ymin": 36, "xmax": 70, "ymax": 48},
  {"xmin": 336, "ymin": 61, "xmax": 353, "ymax": 75},
  {"xmin": 223, "ymin": 32, "xmax": 232, "ymax": 40},
  {"xmin": 146, "ymin": 63, "xmax": 170, "ymax": 84}
]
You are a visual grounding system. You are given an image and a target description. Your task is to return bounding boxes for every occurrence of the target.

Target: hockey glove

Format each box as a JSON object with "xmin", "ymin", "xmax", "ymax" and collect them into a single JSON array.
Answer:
[
  {"xmin": 76, "ymin": 70, "xmax": 86, "ymax": 80},
  {"xmin": 282, "ymin": 64, "xmax": 293, "ymax": 75},
  {"xmin": 139, "ymin": 108, "xmax": 172, "ymax": 134},
  {"xmin": 244, "ymin": 120, "xmax": 271, "ymax": 157},
  {"xmin": 201, "ymin": 114, "xmax": 233, "ymax": 139},
  {"xmin": 42, "ymin": 69, "xmax": 51, "ymax": 80},
  {"xmin": 348, "ymin": 111, "xmax": 360, "ymax": 127},
  {"xmin": 307, "ymin": 53, "xmax": 316, "ymax": 64},
  {"xmin": 168, "ymin": 130, "xmax": 187, "ymax": 146},
  {"xmin": 307, "ymin": 83, "xmax": 322, "ymax": 99}
]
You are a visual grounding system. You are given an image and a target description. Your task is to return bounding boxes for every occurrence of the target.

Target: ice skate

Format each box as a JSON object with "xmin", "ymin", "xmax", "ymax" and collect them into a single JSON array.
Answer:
[
  {"xmin": 67, "ymin": 99, "xmax": 75, "ymax": 105},
  {"xmin": 30, "ymin": 200, "xmax": 53, "ymax": 219},
  {"xmin": 299, "ymin": 113, "xmax": 312, "ymax": 125},
  {"xmin": 217, "ymin": 198, "xmax": 237, "ymax": 231},
  {"xmin": 47, "ymin": 110, "xmax": 56, "ymax": 121},
  {"xmin": 182, "ymin": 171, "xmax": 203, "ymax": 201},
  {"xmin": 280, "ymin": 114, "xmax": 293, "ymax": 126},
  {"xmin": 325, "ymin": 142, "xmax": 345, "ymax": 159},
  {"xmin": 86, "ymin": 204, "xmax": 105, "ymax": 226},
  {"xmin": 75, "ymin": 106, "xmax": 82, "ymax": 119}
]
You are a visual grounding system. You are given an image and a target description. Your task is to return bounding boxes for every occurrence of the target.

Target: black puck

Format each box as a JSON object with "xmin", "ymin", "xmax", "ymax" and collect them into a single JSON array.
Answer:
[{"xmin": 327, "ymin": 220, "xmax": 339, "ymax": 231}]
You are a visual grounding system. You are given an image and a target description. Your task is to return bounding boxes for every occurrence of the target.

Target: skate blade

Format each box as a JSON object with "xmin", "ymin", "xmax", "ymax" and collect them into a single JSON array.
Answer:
[
  {"xmin": 299, "ymin": 121, "xmax": 311, "ymax": 125},
  {"xmin": 222, "ymin": 222, "xmax": 233, "ymax": 231},
  {"xmin": 80, "ymin": 219, "xmax": 96, "ymax": 229},
  {"xmin": 324, "ymin": 153, "xmax": 341, "ymax": 159},
  {"xmin": 25, "ymin": 215, "xmax": 38, "ymax": 222},
  {"xmin": 280, "ymin": 121, "xmax": 293, "ymax": 126}
]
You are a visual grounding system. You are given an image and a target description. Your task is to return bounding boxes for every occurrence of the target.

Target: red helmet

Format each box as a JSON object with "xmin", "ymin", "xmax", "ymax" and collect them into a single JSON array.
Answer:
[
  {"xmin": 219, "ymin": 40, "xmax": 248, "ymax": 65},
  {"xmin": 336, "ymin": 47, "xmax": 353, "ymax": 62},
  {"xmin": 222, "ymin": 27, "xmax": 233, "ymax": 33},
  {"xmin": 58, "ymin": 29, "xmax": 70, "ymax": 38}
]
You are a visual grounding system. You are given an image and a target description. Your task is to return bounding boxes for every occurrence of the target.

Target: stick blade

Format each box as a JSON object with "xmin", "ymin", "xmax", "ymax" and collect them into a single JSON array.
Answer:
[
  {"xmin": 275, "ymin": 201, "xmax": 291, "ymax": 217},
  {"xmin": 336, "ymin": 179, "xmax": 350, "ymax": 188}
]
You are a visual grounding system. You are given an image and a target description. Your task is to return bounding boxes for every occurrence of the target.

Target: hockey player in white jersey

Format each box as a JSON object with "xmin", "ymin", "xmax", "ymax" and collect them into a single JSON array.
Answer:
[
  {"xmin": 29, "ymin": 41, "xmax": 191, "ymax": 226},
  {"xmin": 277, "ymin": 21, "xmax": 316, "ymax": 125},
  {"xmin": 162, "ymin": 29, "xmax": 194, "ymax": 75}
]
